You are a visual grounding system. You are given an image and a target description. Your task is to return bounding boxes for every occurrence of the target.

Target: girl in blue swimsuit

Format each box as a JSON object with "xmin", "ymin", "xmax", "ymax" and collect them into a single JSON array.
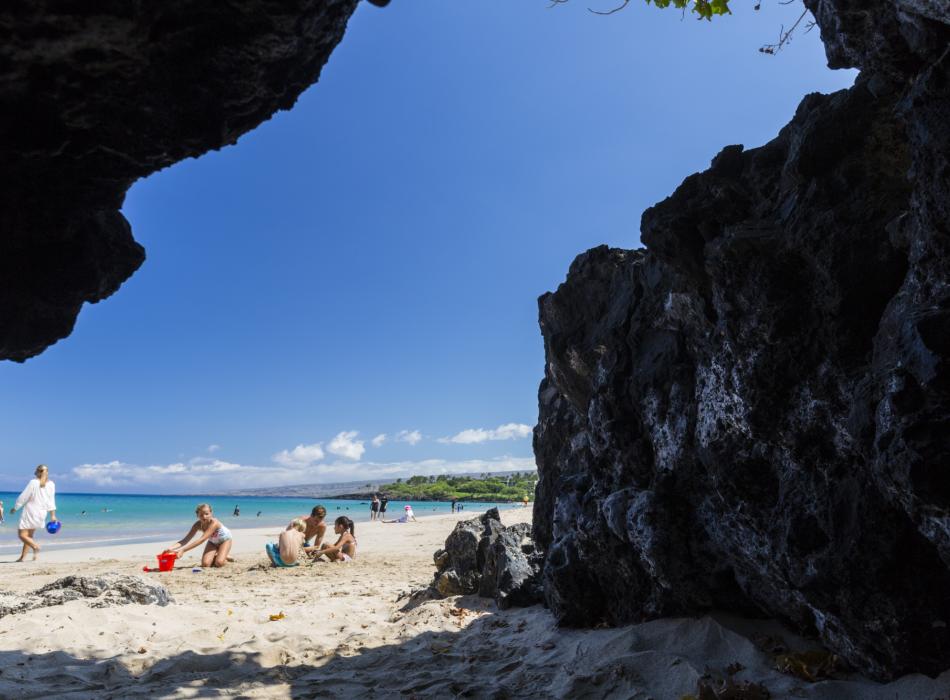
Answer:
[{"xmin": 165, "ymin": 503, "xmax": 233, "ymax": 568}]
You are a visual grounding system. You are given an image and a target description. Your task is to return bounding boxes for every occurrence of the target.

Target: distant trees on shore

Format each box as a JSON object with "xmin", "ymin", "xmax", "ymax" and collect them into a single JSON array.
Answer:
[{"xmin": 380, "ymin": 472, "xmax": 538, "ymax": 502}]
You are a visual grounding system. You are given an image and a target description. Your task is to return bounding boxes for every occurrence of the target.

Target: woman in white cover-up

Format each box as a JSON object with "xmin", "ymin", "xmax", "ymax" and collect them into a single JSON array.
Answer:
[{"xmin": 10, "ymin": 464, "xmax": 57, "ymax": 562}]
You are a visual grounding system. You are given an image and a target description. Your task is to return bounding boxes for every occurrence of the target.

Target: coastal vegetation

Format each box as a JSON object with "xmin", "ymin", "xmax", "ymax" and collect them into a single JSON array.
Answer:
[{"xmin": 380, "ymin": 472, "xmax": 537, "ymax": 502}]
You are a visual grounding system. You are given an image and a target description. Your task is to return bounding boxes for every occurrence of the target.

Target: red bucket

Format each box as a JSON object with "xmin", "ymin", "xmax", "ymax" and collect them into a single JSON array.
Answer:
[{"xmin": 156, "ymin": 552, "xmax": 177, "ymax": 572}]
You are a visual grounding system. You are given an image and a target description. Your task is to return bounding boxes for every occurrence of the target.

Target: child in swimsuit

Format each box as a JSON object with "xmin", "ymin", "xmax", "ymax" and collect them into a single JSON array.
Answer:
[
  {"xmin": 278, "ymin": 518, "xmax": 306, "ymax": 565},
  {"xmin": 165, "ymin": 503, "xmax": 233, "ymax": 568},
  {"xmin": 307, "ymin": 516, "xmax": 356, "ymax": 562}
]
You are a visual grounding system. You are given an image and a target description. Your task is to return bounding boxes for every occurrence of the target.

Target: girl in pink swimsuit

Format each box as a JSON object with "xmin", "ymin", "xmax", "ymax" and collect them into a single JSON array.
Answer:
[{"xmin": 307, "ymin": 516, "xmax": 356, "ymax": 562}]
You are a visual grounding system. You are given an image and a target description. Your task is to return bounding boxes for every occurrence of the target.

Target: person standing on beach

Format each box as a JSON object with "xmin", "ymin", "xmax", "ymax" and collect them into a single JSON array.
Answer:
[
  {"xmin": 10, "ymin": 464, "xmax": 57, "ymax": 562},
  {"xmin": 451, "ymin": 498, "xmax": 457, "ymax": 513},
  {"xmin": 370, "ymin": 494, "xmax": 380, "ymax": 521},
  {"xmin": 379, "ymin": 496, "xmax": 388, "ymax": 519},
  {"xmin": 233, "ymin": 505, "xmax": 240, "ymax": 517},
  {"xmin": 0, "ymin": 500, "xmax": 5, "ymax": 524}
]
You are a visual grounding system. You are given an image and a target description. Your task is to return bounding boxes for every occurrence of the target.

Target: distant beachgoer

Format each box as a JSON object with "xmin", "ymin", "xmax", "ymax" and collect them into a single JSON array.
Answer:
[
  {"xmin": 379, "ymin": 497, "xmax": 388, "ymax": 518},
  {"xmin": 522, "ymin": 495, "xmax": 529, "ymax": 508},
  {"xmin": 10, "ymin": 465, "xmax": 57, "ymax": 562},
  {"xmin": 257, "ymin": 511, "xmax": 262, "ymax": 517},
  {"xmin": 291, "ymin": 505, "xmax": 327, "ymax": 548},
  {"xmin": 450, "ymin": 498, "xmax": 457, "ymax": 513},
  {"xmin": 370, "ymin": 494, "xmax": 380, "ymax": 521},
  {"xmin": 267, "ymin": 518, "xmax": 307, "ymax": 567},
  {"xmin": 307, "ymin": 516, "xmax": 357, "ymax": 561},
  {"xmin": 383, "ymin": 505, "xmax": 417, "ymax": 524},
  {"xmin": 0, "ymin": 500, "xmax": 4, "ymax": 523},
  {"xmin": 233, "ymin": 505, "xmax": 240, "ymax": 517},
  {"xmin": 165, "ymin": 503, "xmax": 233, "ymax": 568},
  {"xmin": 81, "ymin": 510, "xmax": 86, "ymax": 516}
]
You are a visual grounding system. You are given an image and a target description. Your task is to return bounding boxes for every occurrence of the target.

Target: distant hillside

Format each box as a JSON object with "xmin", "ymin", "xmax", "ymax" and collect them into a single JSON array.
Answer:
[
  {"xmin": 218, "ymin": 479, "xmax": 385, "ymax": 499},
  {"xmin": 218, "ymin": 470, "xmax": 534, "ymax": 499}
]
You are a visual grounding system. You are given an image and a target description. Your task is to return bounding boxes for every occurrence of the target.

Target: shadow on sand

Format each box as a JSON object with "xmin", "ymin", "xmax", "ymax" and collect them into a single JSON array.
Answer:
[{"xmin": 3, "ymin": 597, "xmax": 950, "ymax": 699}]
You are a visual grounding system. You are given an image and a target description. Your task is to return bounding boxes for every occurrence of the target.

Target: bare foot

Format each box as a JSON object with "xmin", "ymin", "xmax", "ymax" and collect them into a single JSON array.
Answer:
[
  {"xmin": 32, "ymin": 544, "xmax": 40, "ymax": 560},
  {"xmin": 14, "ymin": 557, "xmax": 24, "ymax": 563}
]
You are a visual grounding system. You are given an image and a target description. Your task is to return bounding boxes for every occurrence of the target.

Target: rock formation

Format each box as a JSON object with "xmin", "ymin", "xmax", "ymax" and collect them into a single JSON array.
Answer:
[
  {"xmin": 534, "ymin": 0, "xmax": 950, "ymax": 681},
  {"xmin": 0, "ymin": 0, "xmax": 361, "ymax": 361},
  {"xmin": 427, "ymin": 509, "xmax": 543, "ymax": 609},
  {"xmin": 0, "ymin": 574, "xmax": 173, "ymax": 618}
]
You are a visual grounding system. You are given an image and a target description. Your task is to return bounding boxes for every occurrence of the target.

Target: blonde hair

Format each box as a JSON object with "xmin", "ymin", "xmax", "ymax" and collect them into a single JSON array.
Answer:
[
  {"xmin": 35, "ymin": 464, "xmax": 49, "ymax": 486},
  {"xmin": 195, "ymin": 503, "xmax": 212, "ymax": 516},
  {"xmin": 290, "ymin": 518, "xmax": 307, "ymax": 533}
]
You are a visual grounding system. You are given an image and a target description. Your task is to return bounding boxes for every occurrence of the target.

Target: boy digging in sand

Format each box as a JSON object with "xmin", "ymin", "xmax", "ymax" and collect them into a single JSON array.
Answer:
[
  {"xmin": 279, "ymin": 518, "xmax": 307, "ymax": 565},
  {"xmin": 266, "ymin": 518, "xmax": 308, "ymax": 567}
]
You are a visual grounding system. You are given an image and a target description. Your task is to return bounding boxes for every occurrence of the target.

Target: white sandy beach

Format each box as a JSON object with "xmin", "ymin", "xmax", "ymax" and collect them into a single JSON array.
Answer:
[{"xmin": 0, "ymin": 508, "xmax": 947, "ymax": 699}]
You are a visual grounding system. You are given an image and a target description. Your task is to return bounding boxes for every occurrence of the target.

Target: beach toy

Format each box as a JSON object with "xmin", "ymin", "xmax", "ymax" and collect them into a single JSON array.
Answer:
[
  {"xmin": 156, "ymin": 551, "xmax": 178, "ymax": 572},
  {"xmin": 269, "ymin": 612, "xmax": 285, "ymax": 622},
  {"xmin": 45, "ymin": 520, "xmax": 61, "ymax": 534}
]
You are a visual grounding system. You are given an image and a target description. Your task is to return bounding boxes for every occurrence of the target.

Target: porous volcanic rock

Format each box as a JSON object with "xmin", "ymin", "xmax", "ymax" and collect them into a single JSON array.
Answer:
[
  {"xmin": 429, "ymin": 509, "xmax": 543, "ymax": 608},
  {"xmin": 0, "ymin": 0, "xmax": 360, "ymax": 361},
  {"xmin": 0, "ymin": 574, "xmax": 172, "ymax": 618},
  {"xmin": 534, "ymin": 0, "xmax": 950, "ymax": 681}
]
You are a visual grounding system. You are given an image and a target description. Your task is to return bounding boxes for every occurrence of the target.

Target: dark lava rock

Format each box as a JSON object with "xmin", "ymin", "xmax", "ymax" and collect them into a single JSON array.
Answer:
[
  {"xmin": 433, "ymin": 508, "xmax": 503, "ymax": 596},
  {"xmin": 480, "ymin": 522, "xmax": 544, "ymax": 609},
  {"xmin": 431, "ymin": 509, "xmax": 542, "ymax": 607},
  {"xmin": 534, "ymin": 0, "xmax": 950, "ymax": 681},
  {"xmin": 0, "ymin": 574, "xmax": 172, "ymax": 618},
  {"xmin": 0, "ymin": 0, "xmax": 360, "ymax": 361}
]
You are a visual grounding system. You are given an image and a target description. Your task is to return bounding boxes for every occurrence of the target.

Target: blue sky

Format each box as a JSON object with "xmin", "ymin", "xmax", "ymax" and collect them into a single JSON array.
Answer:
[{"xmin": 0, "ymin": 1, "xmax": 855, "ymax": 493}]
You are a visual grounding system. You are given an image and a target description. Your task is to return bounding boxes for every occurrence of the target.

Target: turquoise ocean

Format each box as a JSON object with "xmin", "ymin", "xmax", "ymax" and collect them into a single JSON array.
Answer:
[{"xmin": 0, "ymin": 492, "xmax": 523, "ymax": 554}]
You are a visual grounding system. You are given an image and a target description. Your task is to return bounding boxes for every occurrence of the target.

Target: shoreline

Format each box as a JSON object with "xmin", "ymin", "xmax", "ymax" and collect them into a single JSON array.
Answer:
[
  {"xmin": 0, "ymin": 509, "xmax": 504, "ymax": 565},
  {"xmin": 0, "ymin": 498, "xmax": 528, "ymax": 556}
]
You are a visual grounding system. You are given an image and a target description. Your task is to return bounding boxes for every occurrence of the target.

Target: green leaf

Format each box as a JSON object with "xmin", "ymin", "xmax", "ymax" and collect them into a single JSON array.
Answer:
[{"xmin": 692, "ymin": 0, "xmax": 713, "ymax": 19}]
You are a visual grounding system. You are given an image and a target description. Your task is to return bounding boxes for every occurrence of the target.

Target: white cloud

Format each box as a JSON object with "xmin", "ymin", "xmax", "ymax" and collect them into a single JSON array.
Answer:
[
  {"xmin": 72, "ymin": 459, "xmax": 261, "ymax": 489},
  {"xmin": 327, "ymin": 431, "xmax": 365, "ymax": 460},
  {"xmin": 438, "ymin": 422, "xmax": 533, "ymax": 444},
  {"xmin": 272, "ymin": 442, "xmax": 325, "ymax": 467},
  {"xmin": 70, "ymin": 456, "xmax": 536, "ymax": 492},
  {"xmin": 207, "ymin": 444, "xmax": 221, "ymax": 453},
  {"xmin": 371, "ymin": 433, "xmax": 387, "ymax": 448},
  {"xmin": 395, "ymin": 429, "xmax": 422, "ymax": 446}
]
